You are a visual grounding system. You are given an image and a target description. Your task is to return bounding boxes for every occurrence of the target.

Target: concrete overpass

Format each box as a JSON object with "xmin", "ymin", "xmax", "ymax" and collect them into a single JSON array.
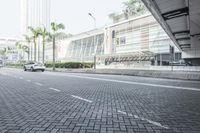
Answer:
[{"xmin": 142, "ymin": 0, "xmax": 200, "ymax": 65}]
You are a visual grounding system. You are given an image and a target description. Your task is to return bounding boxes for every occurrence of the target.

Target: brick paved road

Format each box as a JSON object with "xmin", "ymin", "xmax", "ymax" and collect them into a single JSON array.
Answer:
[{"xmin": 0, "ymin": 68, "xmax": 200, "ymax": 133}]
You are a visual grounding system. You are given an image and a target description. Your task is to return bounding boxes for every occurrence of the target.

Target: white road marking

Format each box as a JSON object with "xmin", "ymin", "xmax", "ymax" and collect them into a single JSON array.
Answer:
[
  {"xmin": 64, "ymin": 74, "xmax": 200, "ymax": 91},
  {"xmin": 49, "ymin": 87, "xmax": 61, "ymax": 92},
  {"xmin": 71, "ymin": 95, "xmax": 93, "ymax": 103},
  {"xmin": 128, "ymin": 113, "xmax": 133, "ymax": 116},
  {"xmin": 117, "ymin": 110, "xmax": 127, "ymax": 115},
  {"xmin": 19, "ymin": 77, "xmax": 23, "ymax": 79},
  {"xmin": 133, "ymin": 115, "xmax": 169, "ymax": 129},
  {"xmin": 35, "ymin": 82, "xmax": 43, "ymax": 86},
  {"xmin": 117, "ymin": 110, "xmax": 169, "ymax": 129},
  {"xmin": 26, "ymin": 80, "xmax": 31, "ymax": 82},
  {"xmin": 117, "ymin": 110, "xmax": 133, "ymax": 117}
]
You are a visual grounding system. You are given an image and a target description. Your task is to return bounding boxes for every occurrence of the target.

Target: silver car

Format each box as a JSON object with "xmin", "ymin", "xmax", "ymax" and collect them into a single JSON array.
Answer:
[{"xmin": 24, "ymin": 62, "xmax": 45, "ymax": 72}]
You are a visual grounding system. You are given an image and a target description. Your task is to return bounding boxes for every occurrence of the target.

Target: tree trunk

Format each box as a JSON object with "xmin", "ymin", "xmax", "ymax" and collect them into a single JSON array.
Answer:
[
  {"xmin": 27, "ymin": 52, "xmax": 29, "ymax": 62},
  {"xmin": 30, "ymin": 43, "xmax": 32, "ymax": 61},
  {"xmin": 38, "ymin": 38, "xmax": 40, "ymax": 62},
  {"xmin": 53, "ymin": 37, "xmax": 56, "ymax": 71},
  {"xmin": 28, "ymin": 43, "xmax": 30, "ymax": 61},
  {"xmin": 22, "ymin": 50, "xmax": 25, "ymax": 61},
  {"xmin": 42, "ymin": 38, "xmax": 45, "ymax": 64},
  {"xmin": 34, "ymin": 37, "xmax": 36, "ymax": 62}
]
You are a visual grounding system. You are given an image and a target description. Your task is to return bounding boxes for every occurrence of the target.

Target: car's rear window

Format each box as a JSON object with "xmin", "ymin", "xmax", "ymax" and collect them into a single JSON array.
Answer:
[{"xmin": 36, "ymin": 62, "xmax": 44, "ymax": 65}]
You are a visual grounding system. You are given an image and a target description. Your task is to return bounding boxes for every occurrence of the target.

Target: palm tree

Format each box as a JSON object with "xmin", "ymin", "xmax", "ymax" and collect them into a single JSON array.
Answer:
[
  {"xmin": 24, "ymin": 35, "xmax": 32, "ymax": 61},
  {"xmin": 38, "ymin": 27, "xmax": 50, "ymax": 64},
  {"xmin": 50, "ymin": 22, "xmax": 65, "ymax": 71},
  {"xmin": 16, "ymin": 42, "xmax": 26, "ymax": 61},
  {"xmin": 16, "ymin": 42, "xmax": 30, "ymax": 62},
  {"xmin": 22, "ymin": 45, "xmax": 29, "ymax": 60},
  {"xmin": 16, "ymin": 42, "xmax": 22, "ymax": 60},
  {"xmin": 0, "ymin": 48, "xmax": 7, "ymax": 57},
  {"xmin": 28, "ymin": 27, "xmax": 41, "ymax": 62},
  {"xmin": 123, "ymin": 0, "xmax": 147, "ymax": 17}
]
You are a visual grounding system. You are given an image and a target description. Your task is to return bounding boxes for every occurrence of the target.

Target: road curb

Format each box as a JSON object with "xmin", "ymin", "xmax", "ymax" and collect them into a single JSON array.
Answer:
[
  {"xmin": 4, "ymin": 67, "xmax": 199, "ymax": 81},
  {"xmin": 46, "ymin": 68, "xmax": 200, "ymax": 81}
]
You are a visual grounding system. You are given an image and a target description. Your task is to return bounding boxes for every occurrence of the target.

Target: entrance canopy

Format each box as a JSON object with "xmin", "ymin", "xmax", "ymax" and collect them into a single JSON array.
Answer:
[{"xmin": 142, "ymin": 0, "xmax": 200, "ymax": 52}]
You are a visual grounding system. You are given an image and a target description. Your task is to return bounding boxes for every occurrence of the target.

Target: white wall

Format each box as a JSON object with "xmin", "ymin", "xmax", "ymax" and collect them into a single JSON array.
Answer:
[{"xmin": 182, "ymin": 37, "xmax": 200, "ymax": 58}]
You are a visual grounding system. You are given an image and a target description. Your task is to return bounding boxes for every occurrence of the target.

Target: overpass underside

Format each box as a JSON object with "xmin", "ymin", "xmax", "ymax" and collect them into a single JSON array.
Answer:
[{"xmin": 142, "ymin": 0, "xmax": 200, "ymax": 65}]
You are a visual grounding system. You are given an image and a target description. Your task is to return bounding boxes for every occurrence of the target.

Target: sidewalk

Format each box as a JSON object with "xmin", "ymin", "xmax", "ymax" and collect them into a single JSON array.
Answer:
[{"xmin": 46, "ymin": 68, "xmax": 200, "ymax": 81}]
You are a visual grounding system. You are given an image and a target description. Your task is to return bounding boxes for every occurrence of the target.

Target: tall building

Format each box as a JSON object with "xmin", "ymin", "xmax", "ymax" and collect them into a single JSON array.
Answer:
[
  {"xmin": 20, "ymin": 0, "xmax": 51, "ymax": 35},
  {"xmin": 20, "ymin": 0, "xmax": 51, "ymax": 62}
]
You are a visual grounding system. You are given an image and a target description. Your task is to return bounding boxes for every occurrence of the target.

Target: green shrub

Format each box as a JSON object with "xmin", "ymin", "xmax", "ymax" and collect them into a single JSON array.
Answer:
[
  {"xmin": 45, "ymin": 62, "xmax": 94, "ymax": 69},
  {"xmin": 6, "ymin": 62, "xmax": 23, "ymax": 68},
  {"xmin": 5, "ymin": 62, "xmax": 93, "ymax": 69}
]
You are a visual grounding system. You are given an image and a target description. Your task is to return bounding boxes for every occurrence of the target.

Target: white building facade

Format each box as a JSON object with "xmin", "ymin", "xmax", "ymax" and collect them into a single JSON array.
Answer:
[{"xmin": 45, "ymin": 14, "xmax": 181, "ymax": 66}]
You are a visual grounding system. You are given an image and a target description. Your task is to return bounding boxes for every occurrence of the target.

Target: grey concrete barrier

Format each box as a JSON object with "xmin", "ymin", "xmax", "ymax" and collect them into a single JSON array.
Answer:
[{"xmin": 46, "ymin": 68, "xmax": 200, "ymax": 81}]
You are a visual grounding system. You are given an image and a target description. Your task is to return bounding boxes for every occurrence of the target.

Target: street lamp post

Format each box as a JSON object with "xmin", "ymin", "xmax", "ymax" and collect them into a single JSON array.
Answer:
[
  {"xmin": 88, "ymin": 13, "xmax": 97, "ymax": 69},
  {"xmin": 93, "ymin": 52, "xmax": 96, "ymax": 69},
  {"xmin": 88, "ymin": 13, "xmax": 96, "ymax": 29}
]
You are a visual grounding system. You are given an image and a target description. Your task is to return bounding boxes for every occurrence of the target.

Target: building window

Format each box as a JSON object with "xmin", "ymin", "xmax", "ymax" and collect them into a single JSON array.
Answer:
[
  {"xmin": 115, "ymin": 38, "xmax": 119, "ymax": 46},
  {"xmin": 112, "ymin": 30, "xmax": 115, "ymax": 38},
  {"xmin": 120, "ymin": 37, "xmax": 126, "ymax": 45}
]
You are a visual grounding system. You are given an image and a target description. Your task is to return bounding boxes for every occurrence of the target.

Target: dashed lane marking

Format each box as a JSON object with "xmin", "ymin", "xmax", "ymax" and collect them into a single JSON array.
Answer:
[
  {"xmin": 49, "ymin": 87, "xmax": 61, "ymax": 92},
  {"xmin": 133, "ymin": 115, "xmax": 169, "ymax": 129},
  {"xmin": 35, "ymin": 82, "xmax": 43, "ymax": 86},
  {"xmin": 71, "ymin": 95, "xmax": 93, "ymax": 103},
  {"xmin": 117, "ymin": 110, "xmax": 169, "ymax": 129}
]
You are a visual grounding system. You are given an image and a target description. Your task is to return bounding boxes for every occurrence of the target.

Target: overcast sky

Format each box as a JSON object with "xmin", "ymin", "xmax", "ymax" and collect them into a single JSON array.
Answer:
[{"xmin": 0, "ymin": 0, "xmax": 126, "ymax": 38}]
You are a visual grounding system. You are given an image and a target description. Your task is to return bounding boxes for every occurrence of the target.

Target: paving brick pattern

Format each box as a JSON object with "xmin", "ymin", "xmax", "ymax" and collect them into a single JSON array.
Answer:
[{"xmin": 0, "ymin": 69, "xmax": 200, "ymax": 133}]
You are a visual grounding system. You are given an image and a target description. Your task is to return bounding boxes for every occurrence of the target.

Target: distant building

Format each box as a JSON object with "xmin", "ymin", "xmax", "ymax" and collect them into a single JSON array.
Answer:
[
  {"xmin": 0, "ymin": 38, "xmax": 26, "ymax": 62},
  {"xmin": 45, "ymin": 14, "xmax": 181, "ymax": 66},
  {"xmin": 20, "ymin": 0, "xmax": 51, "ymax": 35}
]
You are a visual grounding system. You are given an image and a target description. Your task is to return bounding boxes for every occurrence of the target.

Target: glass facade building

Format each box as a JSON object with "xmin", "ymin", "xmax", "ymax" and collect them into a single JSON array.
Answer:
[
  {"xmin": 66, "ymin": 33, "xmax": 104, "ymax": 62},
  {"xmin": 45, "ymin": 14, "xmax": 181, "ymax": 66}
]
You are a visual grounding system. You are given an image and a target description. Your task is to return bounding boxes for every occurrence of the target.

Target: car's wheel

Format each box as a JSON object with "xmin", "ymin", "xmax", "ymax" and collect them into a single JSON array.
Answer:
[
  {"xmin": 41, "ymin": 70, "xmax": 45, "ymax": 72},
  {"xmin": 30, "ymin": 67, "xmax": 34, "ymax": 72},
  {"xmin": 24, "ymin": 67, "xmax": 27, "ymax": 71}
]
